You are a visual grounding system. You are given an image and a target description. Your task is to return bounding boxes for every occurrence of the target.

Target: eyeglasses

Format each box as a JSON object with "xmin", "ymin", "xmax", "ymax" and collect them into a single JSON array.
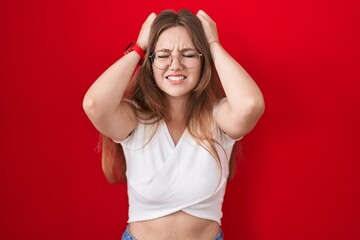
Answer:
[{"xmin": 149, "ymin": 50, "xmax": 202, "ymax": 70}]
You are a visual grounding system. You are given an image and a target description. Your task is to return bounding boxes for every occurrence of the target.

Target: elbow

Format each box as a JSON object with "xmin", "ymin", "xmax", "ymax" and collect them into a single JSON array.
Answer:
[
  {"xmin": 237, "ymin": 96, "xmax": 265, "ymax": 133},
  {"xmin": 242, "ymin": 95, "xmax": 265, "ymax": 120},
  {"xmin": 218, "ymin": 96, "xmax": 265, "ymax": 139},
  {"xmin": 228, "ymin": 95, "xmax": 265, "ymax": 124},
  {"xmin": 239, "ymin": 98, "xmax": 265, "ymax": 136},
  {"xmin": 253, "ymin": 95, "xmax": 265, "ymax": 118},
  {"xmin": 83, "ymin": 95, "xmax": 98, "ymax": 119}
]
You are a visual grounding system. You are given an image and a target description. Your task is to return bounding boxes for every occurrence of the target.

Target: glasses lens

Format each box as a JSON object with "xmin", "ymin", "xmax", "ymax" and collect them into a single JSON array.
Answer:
[
  {"xmin": 181, "ymin": 50, "xmax": 200, "ymax": 69},
  {"xmin": 151, "ymin": 50, "xmax": 201, "ymax": 70},
  {"xmin": 153, "ymin": 52, "xmax": 171, "ymax": 70}
]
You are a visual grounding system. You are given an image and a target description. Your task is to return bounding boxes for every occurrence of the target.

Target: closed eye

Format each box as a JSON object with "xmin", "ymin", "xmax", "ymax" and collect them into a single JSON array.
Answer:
[
  {"xmin": 182, "ymin": 51, "xmax": 198, "ymax": 58},
  {"xmin": 157, "ymin": 53, "xmax": 171, "ymax": 59}
]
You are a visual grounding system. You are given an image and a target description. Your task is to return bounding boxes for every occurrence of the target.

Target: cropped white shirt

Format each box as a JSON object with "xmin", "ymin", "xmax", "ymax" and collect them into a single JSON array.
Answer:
[{"xmin": 115, "ymin": 105, "xmax": 237, "ymax": 225}]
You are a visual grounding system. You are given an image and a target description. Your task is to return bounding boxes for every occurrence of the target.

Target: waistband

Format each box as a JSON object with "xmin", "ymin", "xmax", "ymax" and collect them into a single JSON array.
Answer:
[{"xmin": 121, "ymin": 226, "xmax": 224, "ymax": 240}]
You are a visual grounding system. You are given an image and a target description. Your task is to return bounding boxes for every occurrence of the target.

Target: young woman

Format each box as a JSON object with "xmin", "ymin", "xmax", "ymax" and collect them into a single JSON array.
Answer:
[{"xmin": 83, "ymin": 9, "xmax": 264, "ymax": 240}]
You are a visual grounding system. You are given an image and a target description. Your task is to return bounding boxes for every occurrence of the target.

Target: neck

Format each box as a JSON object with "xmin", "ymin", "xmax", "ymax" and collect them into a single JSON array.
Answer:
[{"xmin": 166, "ymin": 96, "xmax": 188, "ymax": 122}]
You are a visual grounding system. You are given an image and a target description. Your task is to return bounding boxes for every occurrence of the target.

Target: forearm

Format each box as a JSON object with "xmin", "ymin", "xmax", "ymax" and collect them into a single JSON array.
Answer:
[
  {"xmin": 83, "ymin": 52, "xmax": 141, "ymax": 117},
  {"xmin": 210, "ymin": 42, "xmax": 264, "ymax": 116}
]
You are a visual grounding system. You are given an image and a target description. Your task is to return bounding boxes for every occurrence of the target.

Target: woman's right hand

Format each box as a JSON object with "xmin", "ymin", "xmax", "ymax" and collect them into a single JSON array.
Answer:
[{"xmin": 136, "ymin": 12, "xmax": 157, "ymax": 51}]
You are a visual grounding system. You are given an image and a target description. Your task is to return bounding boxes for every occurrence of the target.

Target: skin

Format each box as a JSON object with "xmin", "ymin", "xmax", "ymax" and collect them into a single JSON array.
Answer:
[
  {"xmin": 83, "ymin": 10, "xmax": 264, "ymax": 240},
  {"xmin": 152, "ymin": 26, "xmax": 202, "ymax": 144},
  {"xmin": 152, "ymin": 26, "xmax": 202, "ymax": 102}
]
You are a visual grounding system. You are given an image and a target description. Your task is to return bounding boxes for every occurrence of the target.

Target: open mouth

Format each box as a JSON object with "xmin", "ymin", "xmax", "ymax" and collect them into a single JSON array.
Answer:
[{"xmin": 166, "ymin": 75, "xmax": 186, "ymax": 84}]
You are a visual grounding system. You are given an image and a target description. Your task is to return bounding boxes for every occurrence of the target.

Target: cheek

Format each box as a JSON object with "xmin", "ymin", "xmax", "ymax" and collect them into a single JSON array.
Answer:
[
  {"xmin": 193, "ymin": 67, "xmax": 202, "ymax": 83},
  {"xmin": 152, "ymin": 69, "xmax": 164, "ymax": 85}
]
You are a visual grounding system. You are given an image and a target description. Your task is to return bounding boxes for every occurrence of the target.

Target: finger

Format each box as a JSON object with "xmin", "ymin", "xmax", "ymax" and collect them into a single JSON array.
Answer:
[
  {"xmin": 196, "ymin": 11, "xmax": 207, "ymax": 22},
  {"xmin": 196, "ymin": 12, "xmax": 208, "ymax": 26},
  {"xmin": 197, "ymin": 10, "xmax": 207, "ymax": 17},
  {"xmin": 145, "ymin": 12, "xmax": 157, "ymax": 24},
  {"xmin": 197, "ymin": 10, "xmax": 213, "ymax": 22}
]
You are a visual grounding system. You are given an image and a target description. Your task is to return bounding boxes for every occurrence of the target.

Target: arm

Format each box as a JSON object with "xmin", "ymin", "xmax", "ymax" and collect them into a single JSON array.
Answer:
[
  {"xmin": 197, "ymin": 10, "xmax": 265, "ymax": 139},
  {"xmin": 82, "ymin": 13, "xmax": 156, "ymax": 141}
]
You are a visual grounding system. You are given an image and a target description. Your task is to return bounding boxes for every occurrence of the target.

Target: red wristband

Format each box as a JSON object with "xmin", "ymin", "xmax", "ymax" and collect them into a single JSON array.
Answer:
[{"xmin": 124, "ymin": 42, "xmax": 145, "ymax": 59}]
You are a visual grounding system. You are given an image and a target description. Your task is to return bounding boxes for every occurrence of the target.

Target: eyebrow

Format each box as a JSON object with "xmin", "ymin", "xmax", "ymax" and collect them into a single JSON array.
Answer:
[{"xmin": 155, "ymin": 47, "xmax": 197, "ymax": 52}]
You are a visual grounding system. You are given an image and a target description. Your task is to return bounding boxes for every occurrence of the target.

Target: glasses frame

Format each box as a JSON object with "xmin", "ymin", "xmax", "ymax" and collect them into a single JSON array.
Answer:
[{"xmin": 149, "ymin": 50, "xmax": 203, "ymax": 70}]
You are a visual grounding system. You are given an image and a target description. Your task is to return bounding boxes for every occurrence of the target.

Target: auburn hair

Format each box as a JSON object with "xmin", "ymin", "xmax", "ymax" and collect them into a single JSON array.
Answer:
[{"xmin": 100, "ymin": 9, "xmax": 240, "ymax": 184}]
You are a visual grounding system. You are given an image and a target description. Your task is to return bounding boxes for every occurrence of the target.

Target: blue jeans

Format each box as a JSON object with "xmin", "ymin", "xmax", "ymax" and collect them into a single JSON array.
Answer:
[{"xmin": 121, "ymin": 226, "xmax": 224, "ymax": 240}]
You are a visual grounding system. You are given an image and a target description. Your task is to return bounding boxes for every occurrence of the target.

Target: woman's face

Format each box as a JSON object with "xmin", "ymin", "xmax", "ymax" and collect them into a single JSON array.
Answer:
[{"xmin": 152, "ymin": 26, "xmax": 201, "ymax": 100}]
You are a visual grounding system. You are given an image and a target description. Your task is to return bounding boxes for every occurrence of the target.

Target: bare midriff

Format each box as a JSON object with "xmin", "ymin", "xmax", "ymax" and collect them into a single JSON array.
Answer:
[{"xmin": 128, "ymin": 211, "xmax": 220, "ymax": 240}]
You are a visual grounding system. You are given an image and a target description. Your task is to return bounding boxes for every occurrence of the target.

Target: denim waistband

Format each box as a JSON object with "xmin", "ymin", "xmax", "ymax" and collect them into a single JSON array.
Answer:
[{"xmin": 121, "ymin": 226, "xmax": 224, "ymax": 240}]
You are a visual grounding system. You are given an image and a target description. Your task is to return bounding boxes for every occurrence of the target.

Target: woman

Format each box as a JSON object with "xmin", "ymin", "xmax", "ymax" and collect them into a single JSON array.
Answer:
[{"xmin": 83, "ymin": 9, "xmax": 264, "ymax": 240}]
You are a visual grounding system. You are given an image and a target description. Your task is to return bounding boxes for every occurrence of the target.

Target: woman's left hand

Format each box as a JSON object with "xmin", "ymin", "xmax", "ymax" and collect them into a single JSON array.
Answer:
[{"xmin": 196, "ymin": 10, "xmax": 219, "ymax": 45}]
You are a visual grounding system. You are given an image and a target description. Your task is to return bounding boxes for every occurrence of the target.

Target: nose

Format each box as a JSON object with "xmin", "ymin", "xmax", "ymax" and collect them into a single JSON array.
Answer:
[{"xmin": 169, "ymin": 55, "xmax": 182, "ymax": 71}]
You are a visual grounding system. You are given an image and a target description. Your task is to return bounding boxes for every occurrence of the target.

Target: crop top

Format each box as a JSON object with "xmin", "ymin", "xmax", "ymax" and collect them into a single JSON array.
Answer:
[{"xmin": 115, "ymin": 102, "xmax": 238, "ymax": 225}]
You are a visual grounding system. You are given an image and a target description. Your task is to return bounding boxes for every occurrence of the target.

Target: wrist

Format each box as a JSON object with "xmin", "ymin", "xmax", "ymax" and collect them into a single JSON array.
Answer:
[
  {"xmin": 124, "ymin": 42, "xmax": 145, "ymax": 59},
  {"xmin": 136, "ymin": 41, "xmax": 147, "ymax": 51},
  {"xmin": 209, "ymin": 40, "xmax": 220, "ymax": 46}
]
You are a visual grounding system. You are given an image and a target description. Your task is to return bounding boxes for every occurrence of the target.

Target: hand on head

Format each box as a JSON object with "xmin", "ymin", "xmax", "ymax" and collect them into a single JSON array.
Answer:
[
  {"xmin": 136, "ymin": 12, "xmax": 157, "ymax": 51},
  {"xmin": 137, "ymin": 10, "xmax": 219, "ymax": 52},
  {"xmin": 196, "ymin": 10, "xmax": 219, "ymax": 45}
]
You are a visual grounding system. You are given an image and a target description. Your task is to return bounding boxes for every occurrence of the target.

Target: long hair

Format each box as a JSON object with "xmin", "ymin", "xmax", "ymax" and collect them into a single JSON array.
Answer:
[{"xmin": 100, "ymin": 9, "xmax": 239, "ymax": 184}]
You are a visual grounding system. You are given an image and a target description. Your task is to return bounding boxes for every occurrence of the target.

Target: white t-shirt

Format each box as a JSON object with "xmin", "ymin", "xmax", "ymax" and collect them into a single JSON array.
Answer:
[{"xmin": 115, "ymin": 103, "xmax": 238, "ymax": 225}]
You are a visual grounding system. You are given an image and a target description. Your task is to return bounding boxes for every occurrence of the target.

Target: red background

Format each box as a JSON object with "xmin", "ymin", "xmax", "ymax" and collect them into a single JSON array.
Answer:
[{"xmin": 1, "ymin": 0, "xmax": 359, "ymax": 239}]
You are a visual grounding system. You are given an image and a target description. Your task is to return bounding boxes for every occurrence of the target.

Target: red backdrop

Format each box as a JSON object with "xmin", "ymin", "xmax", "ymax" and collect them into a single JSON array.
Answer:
[{"xmin": 1, "ymin": 0, "xmax": 359, "ymax": 239}]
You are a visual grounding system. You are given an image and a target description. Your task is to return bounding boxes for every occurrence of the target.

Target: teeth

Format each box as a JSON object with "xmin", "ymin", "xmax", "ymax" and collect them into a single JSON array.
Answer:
[{"xmin": 167, "ymin": 76, "xmax": 185, "ymax": 81}]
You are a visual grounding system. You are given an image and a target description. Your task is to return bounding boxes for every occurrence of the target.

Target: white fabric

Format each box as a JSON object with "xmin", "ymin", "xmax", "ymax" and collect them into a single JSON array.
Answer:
[{"xmin": 115, "ymin": 103, "xmax": 238, "ymax": 225}]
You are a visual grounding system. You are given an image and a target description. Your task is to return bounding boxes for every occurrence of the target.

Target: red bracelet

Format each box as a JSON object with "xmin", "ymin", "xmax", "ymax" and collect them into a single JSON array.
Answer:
[{"xmin": 124, "ymin": 42, "xmax": 145, "ymax": 59}]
